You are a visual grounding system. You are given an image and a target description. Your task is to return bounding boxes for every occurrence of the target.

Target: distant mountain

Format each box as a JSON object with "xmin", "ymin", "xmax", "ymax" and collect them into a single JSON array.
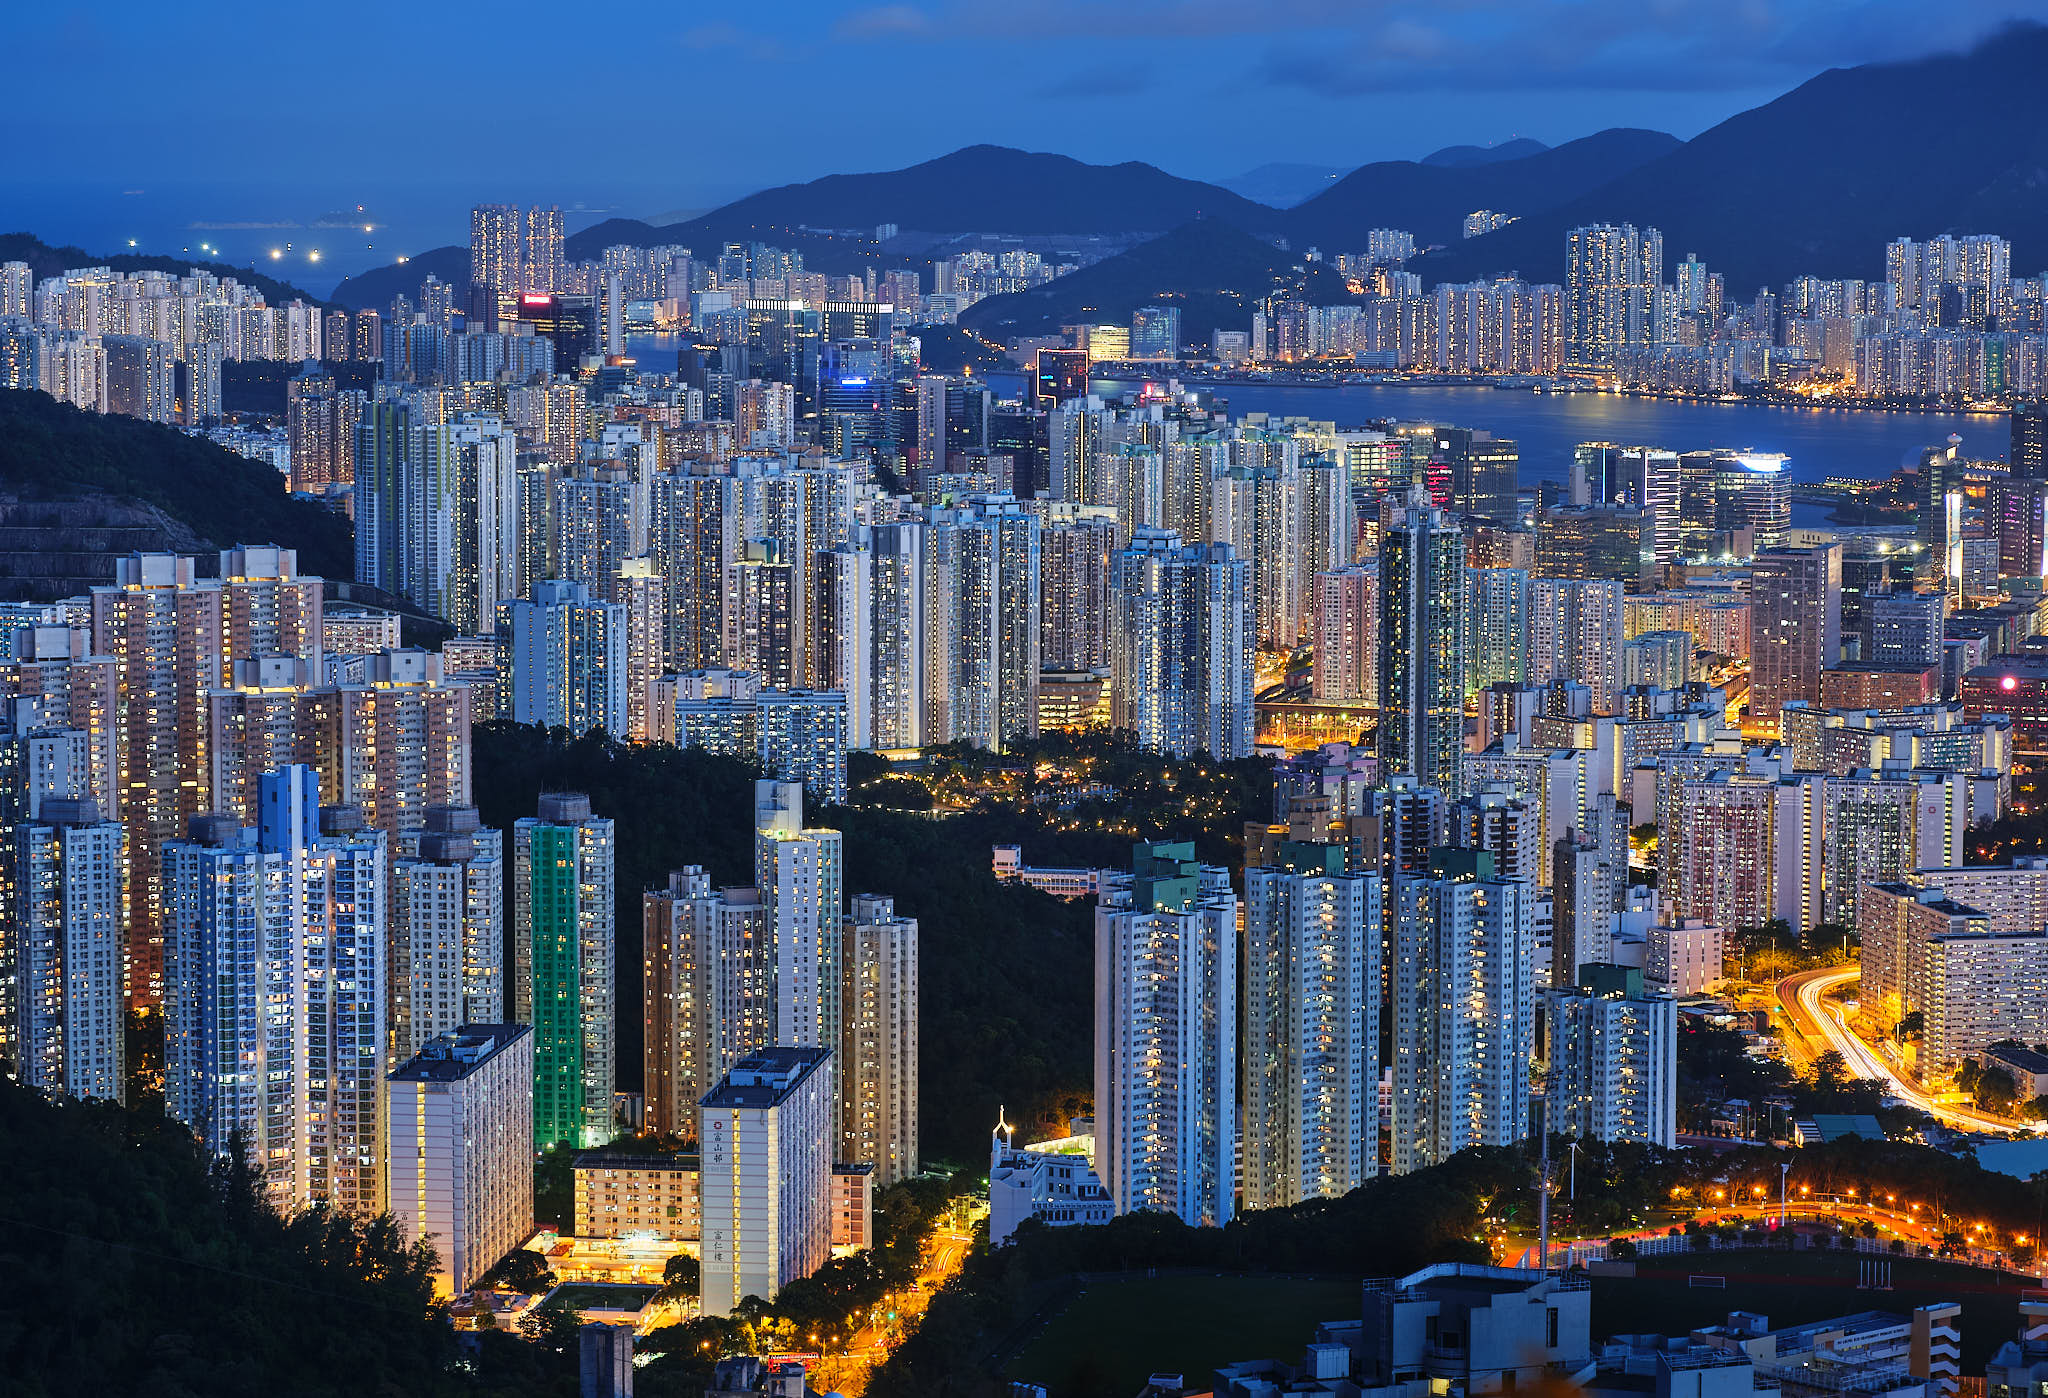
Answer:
[
  {"xmin": 1420, "ymin": 138, "xmax": 1550, "ymax": 168},
  {"xmin": 328, "ymin": 245, "xmax": 466, "ymax": 312},
  {"xmin": 1283, "ymin": 128, "xmax": 1681, "ymax": 250},
  {"xmin": 1214, "ymin": 162, "xmax": 1354, "ymax": 208},
  {"xmin": 957, "ymin": 219, "xmax": 1340, "ymax": 345},
  {"xmin": 327, "ymin": 132, "xmax": 1681, "ymax": 315},
  {"xmin": 1416, "ymin": 23, "xmax": 2048, "ymax": 291},
  {"xmin": 657, "ymin": 144, "xmax": 1278, "ymax": 239},
  {"xmin": 0, "ymin": 232, "xmax": 335, "ymax": 309}
]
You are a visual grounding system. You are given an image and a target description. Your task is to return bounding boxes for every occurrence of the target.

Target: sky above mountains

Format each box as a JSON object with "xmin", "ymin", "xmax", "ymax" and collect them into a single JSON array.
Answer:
[{"xmin": 8, "ymin": 0, "xmax": 2048, "ymax": 289}]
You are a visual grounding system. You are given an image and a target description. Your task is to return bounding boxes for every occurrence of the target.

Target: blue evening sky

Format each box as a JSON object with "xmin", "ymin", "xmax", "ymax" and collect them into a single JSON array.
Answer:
[{"xmin": 5, "ymin": 0, "xmax": 2045, "ymax": 289}]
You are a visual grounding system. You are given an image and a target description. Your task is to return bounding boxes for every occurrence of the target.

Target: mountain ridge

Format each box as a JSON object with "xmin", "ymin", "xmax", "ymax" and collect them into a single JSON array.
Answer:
[{"xmin": 1414, "ymin": 22, "xmax": 2048, "ymax": 291}]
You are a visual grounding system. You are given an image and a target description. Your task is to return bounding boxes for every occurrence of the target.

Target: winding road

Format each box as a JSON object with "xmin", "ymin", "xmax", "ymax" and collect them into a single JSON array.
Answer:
[{"xmin": 1774, "ymin": 966, "xmax": 2016, "ymax": 1133}]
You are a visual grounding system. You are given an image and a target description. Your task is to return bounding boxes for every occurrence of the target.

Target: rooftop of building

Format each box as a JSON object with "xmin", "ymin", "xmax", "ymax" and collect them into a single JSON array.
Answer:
[
  {"xmin": 1753, "ymin": 1309, "xmax": 1913, "ymax": 1349},
  {"xmin": 1983, "ymin": 1044, "xmax": 2048, "ymax": 1074},
  {"xmin": 1365, "ymin": 1261, "xmax": 1587, "ymax": 1298},
  {"xmin": 1803, "ymin": 1114, "xmax": 1886, "ymax": 1143},
  {"xmin": 573, "ymin": 1150, "xmax": 701, "ymax": 1173},
  {"xmin": 699, "ymin": 1045, "xmax": 832, "ymax": 1109},
  {"xmin": 1964, "ymin": 655, "xmax": 2048, "ymax": 681},
  {"xmin": 388, "ymin": 1024, "xmax": 530, "ymax": 1082}
]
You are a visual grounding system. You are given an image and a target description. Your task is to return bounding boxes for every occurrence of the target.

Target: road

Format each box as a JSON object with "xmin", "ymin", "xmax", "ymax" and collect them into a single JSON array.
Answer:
[
  {"xmin": 1775, "ymin": 967, "xmax": 2015, "ymax": 1133},
  {"xmin": 810, "ymin": 1226, "xmax": 977, "ymax": 1397},
  {"xmin": 1506, "ymin": 1196, "xmax": 2025, "ymax": 1273}
]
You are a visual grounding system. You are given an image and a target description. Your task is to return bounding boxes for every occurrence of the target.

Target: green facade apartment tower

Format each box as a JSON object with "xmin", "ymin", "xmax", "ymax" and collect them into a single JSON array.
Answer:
[{"xmin": 514, "ymin": 791, "xmax": 616, "ymax": 1150}]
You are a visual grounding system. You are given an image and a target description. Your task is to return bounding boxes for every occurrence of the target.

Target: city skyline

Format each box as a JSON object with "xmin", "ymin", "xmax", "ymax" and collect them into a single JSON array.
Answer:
[
  {"xmin": 12, "ymin": 2, "xmax": 2048, "ymax": 288},
  {"xmin": 18, "ymin": 10, "xmax": 2048, "ymax": 1387}
]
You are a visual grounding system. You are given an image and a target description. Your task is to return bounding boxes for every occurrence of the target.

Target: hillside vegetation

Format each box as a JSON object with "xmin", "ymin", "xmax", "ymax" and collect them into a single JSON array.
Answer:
[{"xmin": 0, "ymin": 389, "xmax": 353, "ymax": 591}]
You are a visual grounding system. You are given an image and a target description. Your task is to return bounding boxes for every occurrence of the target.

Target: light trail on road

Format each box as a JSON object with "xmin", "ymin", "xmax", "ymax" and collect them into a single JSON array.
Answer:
[{"xmin": 1776, "ymin": 967, "xmax": 2016, "ymax": 1133}]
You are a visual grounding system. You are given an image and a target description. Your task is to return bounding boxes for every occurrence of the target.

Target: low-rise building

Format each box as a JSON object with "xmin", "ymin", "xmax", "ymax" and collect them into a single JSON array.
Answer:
[
  {"xmin": 1986, "ymin": 1299, "xmax": 2048, "ymax": 1398},
  {"xmin": 1693, "ymin": 1305, "xmax": 1962, "ymax": 1398},
  {"xmin": 1037, "ymin": 668, "xmax": 1111, "ymax": 731},
  {"xmin": 991, "ymin": 844, "xmax": 1108, "ymax": 899},
  {"xmin": 572, "ymin": 1152, "xmax": 701, "ymax": 1242},
  {"xmin": 1981, "ymin": 1044, "xmax": 2048, "ymax": 1100},
  {"xmin": 1355, "ymin": 1263, "xmax": 1593, "ymax": 1395},
  {"xmin": 1649, "ymin": 919, "xmax": 1726, "ymax": 997},
  {"xmin": 831, "ymin": 1162, "xmax": 874, "ymax": 1251},
  {"xmin": 988, "ymin": 1113, "xmax": 1111, "ymax": 1246}
]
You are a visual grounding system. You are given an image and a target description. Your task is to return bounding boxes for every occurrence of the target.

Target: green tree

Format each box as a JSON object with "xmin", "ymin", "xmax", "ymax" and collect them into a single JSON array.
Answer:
[
  {"xmin": 1976, "ymin": 1065, "xmax": 2020, "ymax": 1115},
  {"xmin": 518, "ymin": 1295, "xmax": 583, "ymax": 1354},
  {"xmin": 479, "ymin": 1248, "xmax": 556, "ymax": 1294},
  {"xmin": 658, "ymin": 1252, "xmax": 700, "ymax": 1303}
]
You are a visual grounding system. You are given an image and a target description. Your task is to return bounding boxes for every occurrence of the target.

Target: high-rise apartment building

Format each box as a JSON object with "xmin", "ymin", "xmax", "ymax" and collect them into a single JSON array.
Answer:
[
  {"xmin": 809, "ymin": 544, "xmax": 871, "ymax": 746},
  {"xmin": 1528, "ymin": 577, "xmax": 1625, "ymax": 714},
  {"xmin": 839, "ymin": 893, "xmax": 918, "ymax": 1186},
  {"xmin": 208, "ymin": 648, "xmax": 471, "ymax": 841},
  {"xmin": 1313, "ymin": 565, "xmax": 1378, "ymax": 703},
  {"xmin": 1749, "ymin": 543, "xmax": 1842, "ymax": 735},
  {"xmin": 1391, "ymin": 849, "xmax": 1534, "ymax": 1175},
  {"xmin": 1242, "ymin": 843, "xmax": 1381, "ymax": 1209},
  {"xmin": 1041, "ymin": 513, "xmax": 1117, "ymax": 673},
  {"xmin": 1862, "ymin": 881, "xmax": 2048, "ymax": 1069},
  {"xmin": 514, "ymin": 792, "xmax": 616, "ymax": 1150},
  {"xmin": 1379, "ymin": 490, "xmax": 1465, "ymax": 797},
  {"xmin": 698, "ymin": 1046, "xmax": 834, "ymax": 1317},
  {"xmin": 334, "ymin": 649, "xmax": 473, "ymax": 835},
  {"xmin": 496, "ymin": 580, "xmax": 629, "ymax": 738},
  {"xmin": 524, "ymin": 206, "xmax": 564, "ymax": 297},
  {"xmin": 934, "ymin": 499, "xmax": 1041, "ymax": 751},
  {"xmin": 13, "ymin": 796, "xmax": 125, "ymax": 1102},
  {"xmin": 651, "ymin": 471, "xmax": 738, "ymax": 674},
  {"xmin": 1456, "ymin": 784, "xmax": 1545, "ymax": 889},
  {"xmin": 0, "ymin": 622, "xmax": 119, "ymax": 817},
  {"xmin": 469, "ymin": 204, "xmax": 523, "ymax": 325},
  {"xmin": 754, "ymin": 781, "xmax": 844, "ymax": 1061},
  {"xmin": 386, "ymin": 1024, "xmax": 534, "ymax": 1296},
  {"xmin": 868, "ymin": 521, "xmax": 925, "ymax": 749},
  {"xmin": 1566, "ymin": 223, "xmax": 1663, "ymax": 364},
  {"xmin": 554, "ymin": 464, "xmax": 640, "ymax": 603},
  {"xmin": 1110, "ymin": 529, "xmax": 1254, "ymax": 759},
  {"xmin": 730, "ymin": 539, "xmax": 799, "ymax": 690},
  {"xmin": 643, "ymin": 868, "xmax": 770, "ymax": 1144},
  {"xmin": 93, "ymin": 548, "xmax": 321, "ymax": 1007},
  {"xmin": 1093, "ymin": 842, "xmax": 1238, "ymax": 1226},
  {"xmin": 1465, "ymin": 565, "xmax": 1529, "ymax": 694},
  {"xmin": 163, "ymin": 766, "xmax": 387, "ymax": 1215},
  {"xmin": 390, "ymin": 807, "xmax": 504, "ymax": 1061},
  {"xmin": 1543, "ymin": 964, "xmax": 1677, "ymax": 1147}
]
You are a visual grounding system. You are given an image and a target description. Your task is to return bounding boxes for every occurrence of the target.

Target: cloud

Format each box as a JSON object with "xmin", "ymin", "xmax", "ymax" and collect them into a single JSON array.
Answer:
[
  {"xmin": 1037, "ymin": 59, "xmax": 1156, "ymax": 99},
  {"xmin": 1248, "ymin": 0, "xmax": 2048, "ymax": 98},
  {"xmin": 833, "ymin": 5, "xmax": 931, "ymax": 39},
  {"xmin": 678, "ymin": 21, "xmax": 790, "ymax": 60}
]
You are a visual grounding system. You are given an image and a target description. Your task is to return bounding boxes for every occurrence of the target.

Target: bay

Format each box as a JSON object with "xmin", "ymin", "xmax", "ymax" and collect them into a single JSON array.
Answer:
[
  {"xmin": 1141, "ymin": 381, "xmax": 2004, "ymax": 491},
  {"xmin": 621, "ymin": 333, "xmax": 2009, "ymax": 509}
]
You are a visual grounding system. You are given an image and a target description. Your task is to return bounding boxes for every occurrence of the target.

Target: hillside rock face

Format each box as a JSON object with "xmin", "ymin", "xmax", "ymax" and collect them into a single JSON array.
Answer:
[{"xmin": 0, "ymin": 492, "xmax": 205, "ymax": 601}]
